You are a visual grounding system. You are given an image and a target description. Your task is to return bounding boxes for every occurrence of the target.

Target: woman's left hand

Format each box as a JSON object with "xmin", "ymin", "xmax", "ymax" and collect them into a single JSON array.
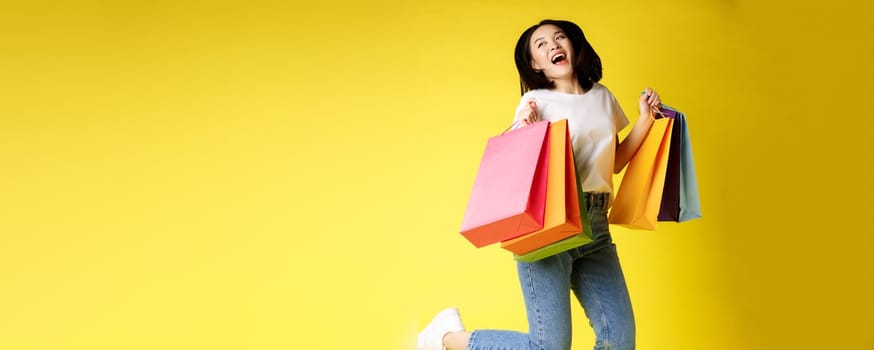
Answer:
[{"xmin": 638, "ymin": 87, "xmax": 661, "ymax": 118}]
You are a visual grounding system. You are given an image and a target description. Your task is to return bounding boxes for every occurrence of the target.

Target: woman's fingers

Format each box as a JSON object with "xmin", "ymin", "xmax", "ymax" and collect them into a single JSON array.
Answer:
[
  {"xmin": 646, "ymin": 88, "xmax": 660, "ymax": 107},
  {"xmin": 528, "ymin": 99, "xmax": 538, "ymax": 121}
]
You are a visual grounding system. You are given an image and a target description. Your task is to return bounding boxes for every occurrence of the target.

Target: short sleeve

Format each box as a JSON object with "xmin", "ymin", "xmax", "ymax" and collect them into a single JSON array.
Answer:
[{"xmin": 609, "ymin": 91, "xmax": 630, "ymax": 133}]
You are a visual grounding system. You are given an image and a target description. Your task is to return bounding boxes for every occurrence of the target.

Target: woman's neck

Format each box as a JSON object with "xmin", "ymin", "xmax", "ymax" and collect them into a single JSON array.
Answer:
[{"xmin": 551, "ymin": 76, "xmax": 587, "ymax": 95}]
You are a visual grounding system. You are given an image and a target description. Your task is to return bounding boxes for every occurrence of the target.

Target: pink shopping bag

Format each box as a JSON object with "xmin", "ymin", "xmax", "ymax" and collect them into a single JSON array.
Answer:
[{"xmin": 460, "ymin": 121, "xmax": 550, "ymax": 247}]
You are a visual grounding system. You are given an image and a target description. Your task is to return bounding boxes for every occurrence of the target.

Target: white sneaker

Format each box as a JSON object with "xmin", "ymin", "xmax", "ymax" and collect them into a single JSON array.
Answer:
[{"xmin": 417, "ymin": 307, "xmax": 466, "ymax": 350}]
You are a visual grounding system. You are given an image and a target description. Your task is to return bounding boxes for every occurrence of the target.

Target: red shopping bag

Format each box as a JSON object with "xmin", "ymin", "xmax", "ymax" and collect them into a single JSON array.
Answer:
[{"xmin": 460, "ymin": 121, "xmax": 550, "ymax": 247}]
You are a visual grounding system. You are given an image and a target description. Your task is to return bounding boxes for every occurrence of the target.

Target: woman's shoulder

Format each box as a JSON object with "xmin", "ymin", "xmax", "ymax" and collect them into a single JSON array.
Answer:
[
  {"xmin": 521, "ymin": 89, "xmax": 551, "ymax": 98},
  {"xmin": 517, "ymin": 89, "xmax": 554, "ymax": 106},
  {"xmin": 590, "ymin": 82, "xmax": 610, "ymax": 94},
  {"xmin": 590, "ymin": 82, "xmax": 619, "ymax": 100},
  {"xmin": 521, "ymin": 88, "xmax": 577, "ymax": 100}
]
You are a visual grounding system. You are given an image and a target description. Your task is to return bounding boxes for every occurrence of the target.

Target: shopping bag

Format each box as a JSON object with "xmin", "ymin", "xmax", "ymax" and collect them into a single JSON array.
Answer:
[
  {"xmin": 460, "ymin": 121, "xmax": 550, "ymax": 247},
  {"xmin": 513, "ymin": 146, "xmax": 594, "ymax": 263},
  {"xmin": 608, "ymin": 116, "xmax": 675, "ymax": 230},
  {"xmin": 657, "ymin": 109, "xmax": 702, "ymax": 222},
  {"xmin": 501, "ymin": 120, "xmax": 585, "ymax": 255},
  {"xmin": 658, "ymin": 109, "xmax": 682, "ymax": 222},
  {"xmin": 678, "ymin": 112, "xmax": 702, "ymax": 221}
]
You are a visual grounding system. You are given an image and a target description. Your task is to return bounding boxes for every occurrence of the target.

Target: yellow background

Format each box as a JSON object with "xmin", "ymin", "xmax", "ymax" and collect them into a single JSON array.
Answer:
[{"xmin": 2, "ymin": 0, "xmax": 872, "ymax": 349}]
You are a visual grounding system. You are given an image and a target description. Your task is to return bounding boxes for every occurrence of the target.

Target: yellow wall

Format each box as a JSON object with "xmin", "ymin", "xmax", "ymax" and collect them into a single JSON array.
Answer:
[{"xmin": 1, "ymin": 1, "xmax": 872, "ymax": 349}]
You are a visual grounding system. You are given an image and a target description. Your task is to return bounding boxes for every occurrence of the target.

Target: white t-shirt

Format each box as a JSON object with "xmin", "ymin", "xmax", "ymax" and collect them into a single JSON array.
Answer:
[{"xmin": 513, "ymin": 83, "xmax": 629, "ymax": 199}]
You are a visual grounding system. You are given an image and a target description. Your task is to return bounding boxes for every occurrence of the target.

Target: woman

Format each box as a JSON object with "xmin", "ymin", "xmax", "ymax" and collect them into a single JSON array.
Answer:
[{"xmin": 419, "ymin": 19, "xmax": 661, "ymax": 350}]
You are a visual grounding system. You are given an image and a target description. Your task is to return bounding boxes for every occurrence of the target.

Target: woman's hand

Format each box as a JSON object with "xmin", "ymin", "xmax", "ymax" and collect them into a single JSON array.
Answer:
[
  {"xmin": 638, "ymin": 87, "xmax": 661, "ymax": 119},
  {"xmin": 617, "ymin": 87, "xmax": 663, "ymax": 173},
  {"xmin": 519, "ymin": 99, "xmax": 539, "ymax": 125}
]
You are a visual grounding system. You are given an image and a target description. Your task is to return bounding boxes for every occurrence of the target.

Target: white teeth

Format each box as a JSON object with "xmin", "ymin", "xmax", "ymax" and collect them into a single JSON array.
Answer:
[{"xmin": 552, "ymin": 54, "xmax": 565, "ymax": 63}]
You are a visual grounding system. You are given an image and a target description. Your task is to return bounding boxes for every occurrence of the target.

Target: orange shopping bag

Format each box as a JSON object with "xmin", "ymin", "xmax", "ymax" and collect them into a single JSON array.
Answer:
[
  {"xmin": 460, "ymin": 121, "xmax": 550, "ymax": 247},
  {"xmin": 501, "ymin": 119, "xmax": 584, "ymax": 255},
  {"xmin": 609, "ymin": 117, "xmax": 675, "ymax": 230}
]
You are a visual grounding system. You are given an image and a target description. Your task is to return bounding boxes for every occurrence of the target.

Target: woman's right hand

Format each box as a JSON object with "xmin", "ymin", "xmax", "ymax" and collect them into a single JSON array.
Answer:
[{"xmin": 518, "ymin": 99, "xmax": 539, "ymax": 126}]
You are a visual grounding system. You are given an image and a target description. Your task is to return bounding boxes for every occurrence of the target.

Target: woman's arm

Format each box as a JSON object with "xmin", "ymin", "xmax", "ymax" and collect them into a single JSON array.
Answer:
[{"xmin": 614, "ymin": 88, "xmax": 660, "ymax": 173}]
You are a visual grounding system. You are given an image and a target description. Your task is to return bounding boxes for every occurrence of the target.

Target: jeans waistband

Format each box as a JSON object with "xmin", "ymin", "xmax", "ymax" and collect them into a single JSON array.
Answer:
[{"xmin": 582, "ymin": 192, "xmax": 610, "ymax": 210}]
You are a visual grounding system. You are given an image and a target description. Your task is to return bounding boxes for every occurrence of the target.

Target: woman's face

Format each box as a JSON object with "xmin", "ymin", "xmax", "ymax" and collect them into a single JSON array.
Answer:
[{"xmin": 528, "ymin": 24, "xmax": 575, "ymax": 81}]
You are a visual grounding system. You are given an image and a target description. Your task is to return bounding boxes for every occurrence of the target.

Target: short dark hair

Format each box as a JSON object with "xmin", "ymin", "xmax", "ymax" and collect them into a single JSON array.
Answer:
[{"xmin": 514, "ymin": 19, "xmax": 602, "ymax": 95}]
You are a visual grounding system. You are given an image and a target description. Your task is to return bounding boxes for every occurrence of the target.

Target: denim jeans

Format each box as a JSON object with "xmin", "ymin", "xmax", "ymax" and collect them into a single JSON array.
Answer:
[{"xmin": 467, "ymin": 193, "xmax": 635, "ymax": 350}]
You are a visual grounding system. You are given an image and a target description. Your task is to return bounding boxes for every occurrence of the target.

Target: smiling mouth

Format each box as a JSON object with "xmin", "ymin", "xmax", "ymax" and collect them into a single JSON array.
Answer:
[{"xmin": 551, "ymin": 53, "xmax": 567, "ymax": 64}]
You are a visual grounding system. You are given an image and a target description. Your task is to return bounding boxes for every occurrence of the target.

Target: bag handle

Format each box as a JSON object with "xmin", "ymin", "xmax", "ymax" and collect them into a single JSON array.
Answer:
[
  {"xmin": 641, "ymin": 90, "xmax": 669, "ymax": 120},
  {"xmin": 501, "ymin": 120, "xmax": 524, "ymax": 135}
]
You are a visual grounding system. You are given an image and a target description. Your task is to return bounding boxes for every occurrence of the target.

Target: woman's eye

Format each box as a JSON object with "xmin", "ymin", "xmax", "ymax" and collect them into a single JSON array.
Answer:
[{"xmin": 537, "ymin": 42, "xmax": 544, "ymax": 48}]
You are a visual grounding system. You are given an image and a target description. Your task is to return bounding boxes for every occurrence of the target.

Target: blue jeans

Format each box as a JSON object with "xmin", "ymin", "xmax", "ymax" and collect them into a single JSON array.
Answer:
[{"xmin": 467, "ymin": 193, "xmax": 635, "ymax": 350}]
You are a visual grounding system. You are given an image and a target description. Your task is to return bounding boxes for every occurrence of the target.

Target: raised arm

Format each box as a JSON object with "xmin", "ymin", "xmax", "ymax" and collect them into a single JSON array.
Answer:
[{"xmin": 614, "ymin": 88, "xmax": 660, "ymax": 173}]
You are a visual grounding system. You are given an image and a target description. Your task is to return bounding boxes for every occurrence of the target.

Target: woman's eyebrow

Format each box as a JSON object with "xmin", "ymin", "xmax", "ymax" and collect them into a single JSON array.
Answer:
[{"xmin": 533, "ymin": 31, "xmax": 565, "ymax": 44}]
